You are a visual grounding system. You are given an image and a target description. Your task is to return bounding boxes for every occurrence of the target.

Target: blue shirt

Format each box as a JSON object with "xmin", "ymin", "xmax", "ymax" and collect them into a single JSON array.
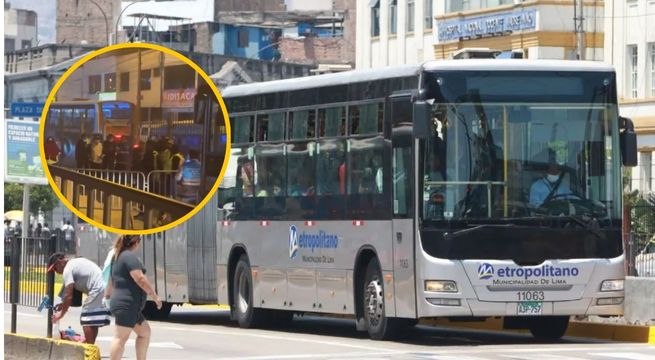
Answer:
[
  {"xmin": 176, "ymin": 159, "xmax": 201, "ymax": 186},
  {"xmin": 529, "ymin": 177, "xmax": 571, "ymax": 207}
]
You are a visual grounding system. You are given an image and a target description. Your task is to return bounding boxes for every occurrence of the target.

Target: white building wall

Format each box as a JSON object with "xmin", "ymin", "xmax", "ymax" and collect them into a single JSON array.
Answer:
[
  {"xmin": 356, "ymin": 0, "xmax": 435, "ymax": 69},
  {"xmin": 605, "ymin": 0, "xmax": 655, "ymax": 195},
  {"xmin": 284, "ymin": 0, "xmax": 332, "ymax": 12}
]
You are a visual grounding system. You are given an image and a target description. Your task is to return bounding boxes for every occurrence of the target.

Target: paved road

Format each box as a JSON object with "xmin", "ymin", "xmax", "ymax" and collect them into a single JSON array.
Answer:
[{"xmin": 5, "ymin": 304, "xmax": 655, "ymax": 359}]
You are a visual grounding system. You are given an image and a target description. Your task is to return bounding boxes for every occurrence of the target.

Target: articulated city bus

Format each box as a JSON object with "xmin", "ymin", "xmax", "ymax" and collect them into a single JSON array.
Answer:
[
  {"xmin": 82, "ymin": 59, "xmax": 637, "ymax": 340},
  {"xmin": 45, "ymin": 100, "xmax": 135, "ymax": 167}
]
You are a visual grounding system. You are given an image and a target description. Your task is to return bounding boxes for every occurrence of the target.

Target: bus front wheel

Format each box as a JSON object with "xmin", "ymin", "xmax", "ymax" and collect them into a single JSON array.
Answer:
[
  {"xmin": 362, "ymin": 258, "xmax": 406, "ymax": 340},
  {"xmin": 528, "ymin": 316, "xmax": 569, "ymax": 340},
  {"xmin": 232, "ymin": 254, "xmax": 267, "ymax": 328}
]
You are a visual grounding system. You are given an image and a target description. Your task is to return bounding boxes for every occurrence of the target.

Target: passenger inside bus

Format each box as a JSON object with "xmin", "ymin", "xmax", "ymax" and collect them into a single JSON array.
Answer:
[{"xmin": 529, "ymin": 158, "xmax": 572, "ymax": 208}]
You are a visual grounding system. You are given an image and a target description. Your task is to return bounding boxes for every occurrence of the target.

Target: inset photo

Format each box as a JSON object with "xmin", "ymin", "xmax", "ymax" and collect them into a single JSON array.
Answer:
[{"xmin": 40, "ymin": 43, "xmax": 230, "ymax": 234}]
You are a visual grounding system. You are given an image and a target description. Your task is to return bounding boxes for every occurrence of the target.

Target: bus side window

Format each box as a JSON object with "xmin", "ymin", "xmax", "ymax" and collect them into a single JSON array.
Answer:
[{"xmin": 232, "ymin": 115, "xmax": 254, "ymax": 144}]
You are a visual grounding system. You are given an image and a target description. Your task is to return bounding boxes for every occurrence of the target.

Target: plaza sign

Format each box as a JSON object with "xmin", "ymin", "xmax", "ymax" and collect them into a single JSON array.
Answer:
[
  {"xmin": 437, "ymin": 9, "xmax": 537, "ymax": 42},
  {"xmin": 10, "ymin": 102, "xmax": 45, "ymax": 118},
  {"xmin": 4, "ymin": 120, "xmax": 47, "ymax": 185}
]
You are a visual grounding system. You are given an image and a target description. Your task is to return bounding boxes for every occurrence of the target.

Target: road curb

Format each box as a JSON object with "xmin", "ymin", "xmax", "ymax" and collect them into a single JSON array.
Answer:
[
  {"xmin": 420, "ymin": 318, "xmax": 655, "ymax": 343},
  {"xmin": 4, "ymin": 333, "xmax": 100, "ymax": 360}
]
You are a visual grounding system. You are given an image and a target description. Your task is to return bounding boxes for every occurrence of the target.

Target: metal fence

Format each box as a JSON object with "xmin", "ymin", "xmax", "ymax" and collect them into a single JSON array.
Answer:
[
  {"xmin": 5, "ymin": 235, "xmax": 57, "ymax": 336},
  {"xmin": 628, "ymin": 203, "xmax": 655, "ymax": 277}
]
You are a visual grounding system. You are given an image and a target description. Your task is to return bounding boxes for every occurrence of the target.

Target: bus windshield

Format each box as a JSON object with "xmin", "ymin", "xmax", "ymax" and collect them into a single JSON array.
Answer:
[{"xmin": 421, "ymin": 70, "xmax": 622, "ymax": 223}]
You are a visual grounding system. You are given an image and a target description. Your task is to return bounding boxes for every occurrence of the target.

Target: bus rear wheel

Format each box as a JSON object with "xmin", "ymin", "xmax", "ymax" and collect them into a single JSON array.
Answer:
[
  {"xmin": 232, "ymin": 254, "xmax": 267, "ymax": 328},
  {"xmin": 528, "ymin": 316, "xmax": 569, "ymax": 340},
  {"xmin": 362, "ymin": 258, "xmax": 406, "ymax": 340}
]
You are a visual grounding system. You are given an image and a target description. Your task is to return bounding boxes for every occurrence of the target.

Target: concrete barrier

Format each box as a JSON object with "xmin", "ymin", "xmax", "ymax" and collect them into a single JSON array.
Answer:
[
  {"xmin": 421, "ymin": 317, "xmax": 655, "ymax": 343},
  {"xmin": 625, "ymin": 276, "xmax": 655, "ymax": 324},
  {"xmin": 4, "ymin": 333, "xmax": 100, "ymax": 360}
]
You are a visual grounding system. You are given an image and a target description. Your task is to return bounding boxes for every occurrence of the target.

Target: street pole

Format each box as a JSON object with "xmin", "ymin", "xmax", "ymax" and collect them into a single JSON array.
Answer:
[
  {"xmin": 88, "ymin": 0, "xmax": 110, "ymax": 46},
  {"xmin": 21, "ymin": 184, "xmax": 30, "ymax": 274},
  {"xmin": 574, "ymin": 0, "xmax": 585, "ymax": 60}
]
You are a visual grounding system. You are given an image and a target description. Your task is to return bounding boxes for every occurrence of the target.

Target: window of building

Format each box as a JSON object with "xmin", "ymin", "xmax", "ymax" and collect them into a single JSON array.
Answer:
[
  {"xmin": 119, "ymin": 72, "xmax": 130, "ymax": 92},
  {"xmin": 164, "ymin": 64, "xmax": 195, "ymax": 89},
  {"xmin": 21, "ymin": 39, "xmax": 31, "ymax": 49},
  {"xmin": 104, "ymin": 73, "xmax": 116, "ymax": 92},
  {"xmin": 629, "ymin": 45, "xmax": 638, "ymax": 98},
  {"xmin": 407, "ymin": 0, "xmax": 415, "ymax": 32},
  {"xmin": 5, "ymin": 38, "xmax": 15, "ymax": 52},
  {"xmin": 140, "ymin": 69, "xmax": 152, "ymax": 90},
  {"xmin": 371, "ymin": 0, "xmax": 380, "ymax": 37},
  {"xmin": 424, "ymin": 0, "xmax": 433, "ymax": 29},
  {"xmin": 651, "ymin": 43, "xmax": 655, "ymax": 97},
  {"xmin": 639, "ymin": 152, "xmax": 653, "ymax": 193},
  {"xmin": 389, "ymin": 0, "xmax": 397, "ymax": 35},
  {"xmin": 88, "ymin": 75, "xmax": 101, "ymax": 94},
  {"xmin": 238, "ymin": 29, "xmax": 249, "ymax": 48}
]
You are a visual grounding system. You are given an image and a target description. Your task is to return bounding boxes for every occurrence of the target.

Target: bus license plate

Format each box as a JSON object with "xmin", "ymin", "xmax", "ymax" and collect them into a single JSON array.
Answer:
[{"xmin": 517, "ymin": 301, "xmax": 543, "ymax": 315}]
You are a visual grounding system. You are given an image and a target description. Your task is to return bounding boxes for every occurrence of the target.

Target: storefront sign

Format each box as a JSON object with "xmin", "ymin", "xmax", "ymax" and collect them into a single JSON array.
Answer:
[
  {"xmin": 437, "ymin": 9, "xmax": 537, "ymax": 42},
  {"xmin": 4, "ymin": 120, "xmax": 47, "ymax": 184},
  {"xmin": 162, "ymin": 88, "xmax": 197, "ymax": 108},
  {"xmin": 98, "ymin": 92, "xmax": 117, "ymax": 101}
]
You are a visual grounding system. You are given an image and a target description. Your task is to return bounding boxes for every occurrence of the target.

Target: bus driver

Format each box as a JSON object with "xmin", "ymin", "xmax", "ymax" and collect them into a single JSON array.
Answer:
[{"xmin": 529, "ymin": 160, "xmax": 571, "ymax": 207}]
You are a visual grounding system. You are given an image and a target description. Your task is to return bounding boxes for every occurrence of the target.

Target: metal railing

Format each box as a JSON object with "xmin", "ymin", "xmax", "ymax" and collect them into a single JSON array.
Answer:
[
  {"xmin": 50, "ymin": 165, "xmax": 193, "ymax": 229},
  {"xmin": 77, "ymin": 169, "xmax": 148, "ymax": 191},
  {"xmin": 146, "ymin": 170, "xmax": 179, "ymax": 198},
  {"xmin": 5, "ymin": 235, "xmax": 57, "ymax": 336}
]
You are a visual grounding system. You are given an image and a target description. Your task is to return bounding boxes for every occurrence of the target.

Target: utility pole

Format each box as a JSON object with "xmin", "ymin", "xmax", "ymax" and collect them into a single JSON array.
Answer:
[{"xmin": 574, "ymin": 0, "xmax": 585, "ymax": 60}]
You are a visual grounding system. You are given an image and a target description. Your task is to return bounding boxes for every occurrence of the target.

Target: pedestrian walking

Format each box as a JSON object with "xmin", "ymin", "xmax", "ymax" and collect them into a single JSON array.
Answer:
[
  {"xmin": 41, "ymin": 223, "xmax": 51, "ymax": 240},
  {"xmin": 90, "ymin": 137, "xmax": 104, "ymax": 169},
  {"xmin": 61, "ymin": 220, "xmax": 75, "ymax": 254},
  {"xmin": 75, "ymin": 134, "xmax": 90, "ymax": 169},
  {"xmin": 45, "ymin": 137, "xmax": 61, "ymax": 165},
  {"xmin": 104, "ymin": 235, "xmax": 162, "ymax": 360},
  {"xmin": 48, "ymin": 252, "xmax": 111, "ymax": 344}
]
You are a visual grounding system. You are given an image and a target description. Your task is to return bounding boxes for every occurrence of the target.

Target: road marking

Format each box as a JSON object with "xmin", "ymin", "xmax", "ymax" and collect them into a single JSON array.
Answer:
[
  {"xmin": 500, "ymin": 355, "xmax": 589, "ymax": 360},
  {"xmin": 588, "ymin": 353, "xmax": 655, "ymax": 360},
  {"xmin": 95, "ymin": 336, "xmax": 183, "ymax": 349},
  {"xmin": 155, "ymin": 325, "xmax": 398, "ymax": 353},
  {"xmin": 4, "ymin": 310, "xmax": 42, "ymax": 318},
  {"xmin": 214, "ymin": 351, "xmax": 406, "ymax": 360}
]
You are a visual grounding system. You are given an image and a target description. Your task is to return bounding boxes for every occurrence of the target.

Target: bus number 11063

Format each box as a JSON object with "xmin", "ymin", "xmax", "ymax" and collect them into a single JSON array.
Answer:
[{"xmin": 517, "ymin": 291, "xmax": 545, "ymax": 301}]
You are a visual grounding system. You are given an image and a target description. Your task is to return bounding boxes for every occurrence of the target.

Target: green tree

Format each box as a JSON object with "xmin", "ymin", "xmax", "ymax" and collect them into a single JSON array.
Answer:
[{"xmin": 3, "ymin": 183, "xmax": 58, "ymax": 214}]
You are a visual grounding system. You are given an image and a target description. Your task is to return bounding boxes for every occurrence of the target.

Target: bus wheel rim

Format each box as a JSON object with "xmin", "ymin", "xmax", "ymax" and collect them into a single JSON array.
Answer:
[
  {"xmin": 237, "ymin": 269, "xmax": 250, "ymax": 313},
  {"xmin": 365, "ymin": 279, "xmax": 383, "ymax": 327}
]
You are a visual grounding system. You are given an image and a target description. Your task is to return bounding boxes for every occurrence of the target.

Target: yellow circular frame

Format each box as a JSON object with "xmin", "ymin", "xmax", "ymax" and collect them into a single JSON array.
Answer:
[{"xmin": 39, "ymin": 42, "xmax": 231, "ymax": 235}]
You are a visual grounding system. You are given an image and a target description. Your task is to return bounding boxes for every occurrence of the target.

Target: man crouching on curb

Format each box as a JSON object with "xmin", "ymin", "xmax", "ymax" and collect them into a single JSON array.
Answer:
[{"xmin": 48, "ymin": 252, "xmax": 111, "ymax": 344}]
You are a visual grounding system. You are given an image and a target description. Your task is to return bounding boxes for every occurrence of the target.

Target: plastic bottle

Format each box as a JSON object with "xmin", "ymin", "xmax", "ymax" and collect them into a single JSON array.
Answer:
[
  {"xmin": 66, "ymin": 326, "xmax": 75, "ymax": 337},
  {"xmin": 37, "ymin": 295, "xmax": 50, "ymax": 312}
]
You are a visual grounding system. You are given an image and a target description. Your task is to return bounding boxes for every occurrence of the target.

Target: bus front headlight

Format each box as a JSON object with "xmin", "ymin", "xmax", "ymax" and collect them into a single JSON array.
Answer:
[
  {"xmin": 600, "ymin": 280, "xmax": 624, "ymax": 292},
  {"xmin": 425, "ymin": 280, "xmax": 458, "ymax": 293}
]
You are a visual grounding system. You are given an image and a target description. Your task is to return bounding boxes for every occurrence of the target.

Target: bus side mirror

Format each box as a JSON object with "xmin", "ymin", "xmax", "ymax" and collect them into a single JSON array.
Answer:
[
  {"xmin": 619, "ymin": 116, "xmax": 638, "ymax": 167},
  {"xmin": 413, "ymin": 101, "xmax": 432, "ymax": 139}
]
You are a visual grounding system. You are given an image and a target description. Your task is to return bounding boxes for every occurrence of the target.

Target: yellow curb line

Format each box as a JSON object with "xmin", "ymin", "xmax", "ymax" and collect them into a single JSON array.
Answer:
[
  {"xmin": 5, "ymin": 333, "xmax": 100, "ymax": 360},
  {"xmin": 180, "ymin": 303, "xmax": 230, "ymax": 310},
  {"xmin": 421, "ymin": 317, "xmax": 655, "ymax": 343}
]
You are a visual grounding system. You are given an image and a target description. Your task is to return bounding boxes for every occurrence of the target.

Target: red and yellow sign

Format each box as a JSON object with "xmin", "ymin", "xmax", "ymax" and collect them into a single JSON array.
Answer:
[{"xmin": 162, "ymin": 88, "xmax": 197, "ymax": 108}]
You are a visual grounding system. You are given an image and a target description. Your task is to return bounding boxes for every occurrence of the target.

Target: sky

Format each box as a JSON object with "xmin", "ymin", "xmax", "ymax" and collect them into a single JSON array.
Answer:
[{"xmin": 6, "ymin": 0, "xmax": 56, "ymax": 44}]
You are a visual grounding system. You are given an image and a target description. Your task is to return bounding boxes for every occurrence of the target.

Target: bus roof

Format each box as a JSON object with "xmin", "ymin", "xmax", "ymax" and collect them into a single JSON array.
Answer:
[
  {"xmin": 221, "ymin": 60, "xmax": 615, "ymax": 98},
  {"xmin": 422, "ymin": 59, "xmax": 616, "ymax": 72},
  {"xmin": 220, "ymin": 64, "xmax": 421, "ymax": 98}
]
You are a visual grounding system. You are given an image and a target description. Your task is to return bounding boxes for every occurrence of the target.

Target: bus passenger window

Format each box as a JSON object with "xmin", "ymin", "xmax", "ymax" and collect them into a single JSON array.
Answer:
[
  {"xmin": 289, "ymin": 110, "xmax": 316, "ymax": 140},
  {"xmin": 318, "ymin": 107, "xmax": 346, "ymax": 137},
  {"xmin": 316, "ymin": 140, "xmax": 346, "ymax": 195},
  {"xmin": 232, "ymin": 116, "xmax": 254, "ymax": 144},
  {"xmin": 348, "ymin": 137, "xmax": 385, "ymax": 194},
  {"xmin": 350, "ymin": 103, "xmax": 382, "ymax": 135},
  {"xmin": 254, "ymin": 145, "xmax": 286, "ymax": 197},
  {"xmin": 257, "ymin": 113, "xmax": 285, "ymax": 142}
]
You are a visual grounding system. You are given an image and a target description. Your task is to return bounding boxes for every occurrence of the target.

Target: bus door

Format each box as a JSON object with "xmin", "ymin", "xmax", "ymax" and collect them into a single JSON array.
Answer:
[{"xmin": 389, "ymin": 94, "xmax": 417, "ymax": 318}]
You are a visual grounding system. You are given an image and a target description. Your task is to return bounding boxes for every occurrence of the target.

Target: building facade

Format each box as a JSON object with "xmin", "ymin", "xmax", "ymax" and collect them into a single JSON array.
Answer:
[
  {"xmin": 4, "ymin": 4, "xmax": 38, "ymax": 51},
  {"xmin": 356, "ymin": 0, "xmax": 604, "ymax": 68},
  {"xmin": 605, "ymin": 0, "xmax": 655, "ymax": 195},
  {"xmin": 57, "ymin": 0, "xmax": 121, "ymax": 46}
]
